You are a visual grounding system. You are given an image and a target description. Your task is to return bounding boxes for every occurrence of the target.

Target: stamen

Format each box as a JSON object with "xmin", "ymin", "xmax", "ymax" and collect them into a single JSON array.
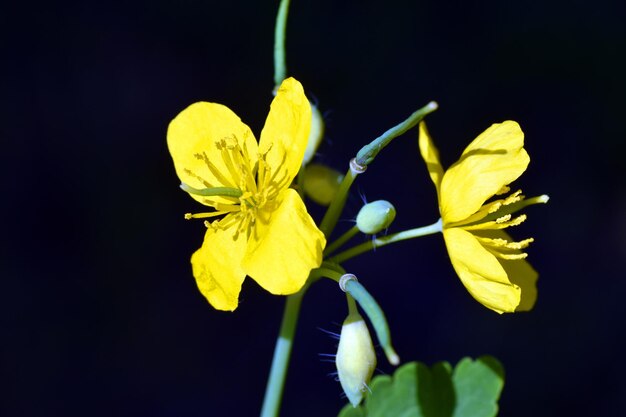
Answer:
[
  {"xmin": 195, "ymin": 152, "xmax": 236, "ymax": 188},
  {"xmin": 485, "ymin": 248, "xmax": 529, "ymax": 260},
  {"xmin": 233, "ymin": 146, "xmax": 258, "ymax": 195},
  {"xmin": 496, "ymin": 214, "xmax": 512, "ymax": 224},
  {"xmin": 257, "ymin": 155, "xmax": 268, "ymax": 192},
  {"xmin": 241, "ymin": 132, "xmax": 257, "ymax": 179},
  {"xmin": 253, "ymin": 143, "xmax": 288, "ymax": 207},
  {"xmin": 201, "ymin": 197, "xmax": 238, "ymax": 208},
  {"xmin": 479, "ymin": 193, "xmax": 547, "ymax": 225},
  {"xmin": 203, "ymin": 219, "xmax": 222, "ymax": 230},
  {"xmin": 215, "ymin": 212, "xmax": 239, "ymax": 231},
  {"xmin": 502, "ymin": 190, "xmax": 523, "ymax": 206},
  {"xmin": 241, "ymin": 214, "xmax": 254, "ymax": 240},
  {"xmin": 488, "ymin": 201, "xmax": 503, "ymax": 214},
  {"xmin": 239, "ymin": 191, "xmax": 257, "ymax": 208},
  {"xmin": 483, "ymin": 190, "xmax": 523, "ymax": 216},
  {"xmin": 185, "ymin": 210, "xmax": 235, "ymax": 220},
  {"xmin": 451, "ymin": 190, "xmax": 548, "ymax": 229},
  {"xmin": 505, "ymin": 237, "xmax": 534, "ymax": 249},
  {"xmin": 462, "ymin": 214, "xmax": 527, "ymax": 231},
  {"xmin": 501, "ymin": 214, "xmax": 526, "ymax": 228},
  {"xmin": 267, "ymin": 150, "xmax": 289, "ymax": 189},
  {"xmin": 496, "ymin": 185, "xmax": 511, "ymax": 195},
  {"xmin": 476, "ymin": 236, "xmax": 534, "ymax": 250},
  {"xmin": 214, "ymin": 202, "xmax": 240, "ymax": 212},
  {"xmin": 183, "ymin": 168, "xmax": 213, "ymax": 188},
  {"xmin": 217, "ymin": 137, "xmax": 244, "ymax": 188}
]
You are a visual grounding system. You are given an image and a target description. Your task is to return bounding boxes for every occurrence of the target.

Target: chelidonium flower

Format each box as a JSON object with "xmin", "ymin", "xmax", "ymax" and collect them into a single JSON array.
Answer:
[
  {"xmin": 167, "ymin": 78, "xmax": 326, "ymax": 311},
  {"xmin": 419, "ymin": 121, "xmax": 548, "ymax": 313}
]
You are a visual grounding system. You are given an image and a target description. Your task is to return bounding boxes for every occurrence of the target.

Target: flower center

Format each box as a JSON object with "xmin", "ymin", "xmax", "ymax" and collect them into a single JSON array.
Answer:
[{"xmin": 183, "ymin": 135, "xmax": 291, "ymax": 240}]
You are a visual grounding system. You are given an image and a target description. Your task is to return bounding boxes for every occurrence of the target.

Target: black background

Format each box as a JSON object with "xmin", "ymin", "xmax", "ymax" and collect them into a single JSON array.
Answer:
[{"xmin": 3, "ymin": 0, "xmax": 625, "ymax": 416}]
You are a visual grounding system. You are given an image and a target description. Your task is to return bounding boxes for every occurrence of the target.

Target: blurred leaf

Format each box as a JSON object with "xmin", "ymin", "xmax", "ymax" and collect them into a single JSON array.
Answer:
[{"xmin": 338, "ymin": 356, "xmax": 504, "ymax": 417}]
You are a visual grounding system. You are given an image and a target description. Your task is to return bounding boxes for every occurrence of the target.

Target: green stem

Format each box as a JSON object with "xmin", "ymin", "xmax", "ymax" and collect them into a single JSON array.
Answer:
[
  {"xmin": 343, "ymin": 279, "xmax": 399, "ymax": 365},
  {"xmin": 273, "ymin": 0, "xmax": 291, "ymax": 88},
  {"xmin": 260, "ymin": 263, "xmax": 345, "ymax": 416},
  {"xmin": 260, "ymin": 286, "xmax": 305, "ymax": 417},
  {"xmin": 319, "ymin": 102, "xmax": 437, "ymax": 239},
  {"xmin": 346, "ymin": 293, "xmax": 358, "ymax": 315},
  {"xmin": 329, "ymin": 219, "xmax": 442, "ymax": 264},
  {"xmin": 319, "ymin": 161, "xmax": 362, "ymax": 238},
  {"xmin": 315, "ymin": 270, "xmax": 398, "ymax": 365},
  {"xmin": 355, "ymin": 101, "xmax": 438, "ymax": 167},
  {"xmin": 323, "ymin": 225, "xmax": 360, "ymax": 256},
  {"xmin": 311, "ymin": 264, "xmax": 345, "ymax": 282}
]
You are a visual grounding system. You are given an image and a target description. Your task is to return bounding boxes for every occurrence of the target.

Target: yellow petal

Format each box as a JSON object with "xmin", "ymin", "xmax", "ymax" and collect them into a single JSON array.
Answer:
[
  {"xmin": 443, "ymin": 228, "xmax": 520, "ymax": 313},
  {"xmin": 440, "ymin": 121, "xmax": 529, "ymax": 223},
  {"xmin": 476, "ymin": 229, "xmax": 538, "ymax": 312},
  {"xmin": 259, "ymin": 78, "xmax": 311, "ymax": 189},
  {"xmin": 167, "ymin": 102, "xmax": 258, "ymax": 205},
  {"xmin": 418, "ymin": 121, "xmax": 444, "ymax": 196},
  {"xmin": 191, "ymin": 220, "xmax": 247, "ymax": 311},
  {"xmin": 242, "ymin": 188, "xmax": 325, "ymax": 295}
]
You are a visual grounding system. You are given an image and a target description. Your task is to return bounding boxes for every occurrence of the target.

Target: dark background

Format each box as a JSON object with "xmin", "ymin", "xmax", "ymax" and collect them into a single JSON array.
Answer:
[{"xmin": 3, "ymin": 0, "xmax": 625, "ymax": 416}]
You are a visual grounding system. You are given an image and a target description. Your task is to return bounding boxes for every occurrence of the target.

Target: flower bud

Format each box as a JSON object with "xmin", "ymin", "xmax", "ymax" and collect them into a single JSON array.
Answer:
[
  {"xmin": 336, "ymin": 313, "xmax": 377, "ymax": 407},
  {"xmin": 302, "ymin": 163, "xmax": 344, "ymax": 206},
  {"xmin": 302, "ymin": 103, "xmax": 325, "ymax": 165},
  {"xmin": 356, "ymin": 200, "xmax": 396, "ymax": 234}
]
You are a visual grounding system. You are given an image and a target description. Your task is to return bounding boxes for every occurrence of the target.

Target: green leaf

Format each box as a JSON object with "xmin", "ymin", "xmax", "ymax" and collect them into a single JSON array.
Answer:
[
  {"xmin": 451, "ymin": 356, "xmax": 504, "ymax": 417},
  {"xmin": 338, "ymin": 406, "xmax": 366, "ymax": 417},
  {"xmin": 338, "ymin": 356, "xmax": 504, "ymax": 417}
]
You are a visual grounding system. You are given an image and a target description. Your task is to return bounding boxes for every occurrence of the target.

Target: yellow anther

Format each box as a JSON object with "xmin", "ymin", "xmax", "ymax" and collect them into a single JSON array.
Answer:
[
  {"xmin": 506, "ymin": 237, "xmax": 534, "ymax": 249},
  {"xmin": 495, "ymin": 214, "xmax": 512, "ymax": 224},
  {"xmin": 479, "ymin": 237, "xmax": 509, "ymax": 247},
  {"xmin": 477, "ymin": 236, "xmax": 534, "ymax": 251},
  {"xmin": 494, "ymin": 252, "xmax": 528, "ymax": 260},
  {"xmin": 488, "ymin": 202, "xmax": 503, "ymax": 214},
  {"xmin": 183, "ymin": 168, "xmax": 212, "ymax": 188},
  {"xmin": 506, "ymin": 214, "xmax": 527, "ymax": 227},
  {"xmin": 215, "ymin": 136, "xmax": 237, "ymax": 150},
  {"xmin": 503, "ymin": 190, "xmax": 523, "ymax": 206},
  {"xmin": 496, "ymin": 185, "xmax": 511, "ymax": 195}
]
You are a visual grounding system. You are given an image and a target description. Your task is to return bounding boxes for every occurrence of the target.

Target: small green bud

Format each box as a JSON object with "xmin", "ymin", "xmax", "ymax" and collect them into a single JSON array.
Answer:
[
  {"xmin": 303, "ymin": 103, "xmax": 325, "ymax": 165},
  {"xmin": 356, "ymin": 200, "xmax": 396, "ymax": 234},
  {"xmin": 336, "ymin": 313, "xmax": 377, "ymax": 407},
  {"xmin": 302, "ymin": 163, "xmax": 344, "ymax": 206}
]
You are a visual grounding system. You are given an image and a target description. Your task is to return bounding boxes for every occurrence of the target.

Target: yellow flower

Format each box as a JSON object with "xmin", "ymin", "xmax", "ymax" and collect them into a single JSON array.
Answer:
[
  {"xmin": 167, "ymin": 78, "xmax": 326, "ymax": 311},
  {"xmin": 419, "ymin": 121, "xmax": 548, "ymax": 313}
]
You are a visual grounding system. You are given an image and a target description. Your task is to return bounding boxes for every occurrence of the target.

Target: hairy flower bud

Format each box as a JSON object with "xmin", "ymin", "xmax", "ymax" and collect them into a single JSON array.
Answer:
[
  {"xmin": 356, "ymin": 200, "xmax": 396, "ymax": 234},
  {"xmin": 302, "ymin": 103, "xmax": 325, "ymax": 165},
  {"xmin": 336, "ymin": 313, "xmax": 377, "ymax": 407},
  {"xmin": 303, "ymin": 163, "xmax": 344, "ymax": 206}
]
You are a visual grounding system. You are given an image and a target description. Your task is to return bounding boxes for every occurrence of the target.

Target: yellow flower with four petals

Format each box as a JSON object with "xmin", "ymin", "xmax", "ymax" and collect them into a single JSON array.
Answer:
[
  {"xmin": 419, "ymin": 121, "xmax": 548, "ymax": 313},
  {"xmin": 167, "ymin": 78, "xmax": 326, "ymax": 311}
]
